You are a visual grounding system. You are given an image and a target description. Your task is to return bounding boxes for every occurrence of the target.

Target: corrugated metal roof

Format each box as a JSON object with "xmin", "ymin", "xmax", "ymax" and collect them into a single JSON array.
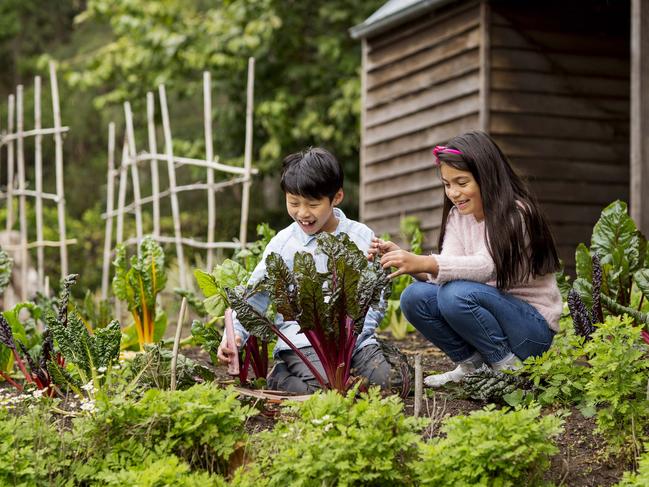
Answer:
[{"xmin": 350, "ymin": 0, "xmax": 457, "ymax": 39}]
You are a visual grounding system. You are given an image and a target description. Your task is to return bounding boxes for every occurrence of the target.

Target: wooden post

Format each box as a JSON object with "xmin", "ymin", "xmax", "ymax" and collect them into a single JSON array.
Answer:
[
  {"xmin": 101, "ymin": 122, "xmax": 116, "ymax": 300},
  {"xmin": 359, "ymin": 39, "xmax": 368, "ymax": 223},
  {"xmin": 124, "ymin": 102, "xmax": 143, "ymax": 242},
  {"xmin": 170, "ymin": 296, "xmax": 188, "ymax": 392},
  {"xmin": 16, "ymin": 85, "xmax": 28, "ymax": 300},
  {"xmin": 631, "ymin": 0, "xmax": 649, "ymax": 235},
  {"xmin": 414, "ymin": 354, "xmax": 423, "ymax": 417},
  {"xmin": 6, "ymin": 95, "xmax": 14, "ymax": 233},
  {"xmin": 49, "ymin": 61, "xmax": 68, "ymax": 279},
  {"xmin": 478, "ymin": 0, "xmax": 491, "ymax": 133},
  {"xmin": 159, "ymin": 84, "xmax": 186, "ymax": 288},
  {"xmin": 34, "ymin": 76, "xmax": 45, "ymax": 291},
  {"xmin": 115, "ymin": 140, "xmax": 129, "ymax": 246},
  {"xmin": 146, "ymin": 92, "xmax": 161, "ymax": 238},
  {"xmin": 204, "ymin": 71, "xmax": 216, "ymax": 270},
  {"xmin": 239, "ymin": 57, "xmax": 255, "ymax": 248}
]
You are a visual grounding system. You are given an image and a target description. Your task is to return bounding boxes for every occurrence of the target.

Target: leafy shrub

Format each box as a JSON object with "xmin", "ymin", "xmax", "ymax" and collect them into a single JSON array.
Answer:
[
  {"xmin": 583, "ymin": 315, "xmax": 649, "ymax": 456},
  {"xmin": 0, "ymin": 406, "xmax": 68, "ymax": 485},
  {"xmin": 70, "ymin": 384, "xmax": 256, "ymax": 475},
  {"xmin": 233, "ymin": 388, "xmax": 426, "ymax": 486},
  {"xmin": 413, "ymin": 404, "xmax": 564, "ymax": 486},
  {"xmin": 615, "ymin": 447, "xmax": 649, "ymax": 486},
  {"xmin": 521, "ymin": 317, "xmax": 591, "ymax": 408}
]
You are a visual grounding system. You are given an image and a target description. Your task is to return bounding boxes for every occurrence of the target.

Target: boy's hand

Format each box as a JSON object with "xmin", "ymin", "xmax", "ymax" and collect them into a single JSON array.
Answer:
[
  {"xmin": 217, "ymin": 333, "xmax": 243, "ymax": 364},
  {"xmin": 368, "ymin": 237, "xmax": 401, "ymax": 261}
]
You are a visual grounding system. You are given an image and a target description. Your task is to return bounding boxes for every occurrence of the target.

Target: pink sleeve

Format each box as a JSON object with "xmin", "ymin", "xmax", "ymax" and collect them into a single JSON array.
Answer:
[{"xmin": 429, "ymin": 210, "xmax": 496, "ymax": 284}]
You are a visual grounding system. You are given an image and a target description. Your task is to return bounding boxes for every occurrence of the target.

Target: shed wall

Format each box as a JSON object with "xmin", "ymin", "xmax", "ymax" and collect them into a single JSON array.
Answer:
[{"xmin": 361, "ymin": 1, "xmax": 482, "ymax": 245}]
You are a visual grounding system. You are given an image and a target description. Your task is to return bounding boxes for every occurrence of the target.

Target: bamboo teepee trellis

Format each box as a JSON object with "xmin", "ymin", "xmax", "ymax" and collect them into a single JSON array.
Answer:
[
  {"xmin": 0, "ymin": 61, "xmax": 73, "ymax": 300},
  {"xmin": 101, "ymin": 57, "xmax": 259, "ymax": 298}
]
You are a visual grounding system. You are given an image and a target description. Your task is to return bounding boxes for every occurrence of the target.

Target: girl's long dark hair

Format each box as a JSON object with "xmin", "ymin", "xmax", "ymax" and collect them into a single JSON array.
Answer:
[{"xmin": 436, "ymin": 131, "xmax": 559, "ymax": 289}]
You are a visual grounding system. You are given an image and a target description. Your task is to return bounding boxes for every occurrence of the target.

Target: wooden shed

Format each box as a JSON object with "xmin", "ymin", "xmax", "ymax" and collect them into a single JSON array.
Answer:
[{"xmin": 351, "ymin": 0, "xmax": 649, "ymax": 272}]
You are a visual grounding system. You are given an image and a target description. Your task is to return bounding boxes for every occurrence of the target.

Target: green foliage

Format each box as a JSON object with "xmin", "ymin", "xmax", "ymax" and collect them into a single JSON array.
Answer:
[
  {"xmin": 583, "ymin": 315, "xmax": 649, "ymax": 456},
  {"xmin": 615, "ymin": 447, "xmax": 649, "ymax": 486},
  {"xmin": 113, "ymin": 236, "xmax": 167, "ymax": 349},
  {"xmin": 379, "ymin": 216, "xmax": 424, "ymax": 339},
  {"xmin": 77, "ymin": 290, "xmax": 113, "ymax": 330},
  {"xmin": 233, "ymin": 388, "xmax": 426, "ymax": 486},
  {"xmin": 128, "ymin": 344, "xmax": 214, "ymax": 391},
  {"xmin": 0, "ymin": 406, "xmax": 68, "ymax": 485},
  {"xmin": 414, "ymin": 404, "xmax": 564, "ymax": 486},
  {"xmin": 573, "ymin": 201, "xmax": 649, "ymax": 317},
  {"xmin": 190, "ymin": 319, "xmax": 221, "ymax": 365},
  {"xmin": 521, "ymin": 317, "xmax": 591, "ymax": 408},
  {"xmin": 195, "ymin": 258, "xmax": 250, "ymax": 319},
  {"xmin": 234, "ymin": 223, "xmax": 277, "ymax": 273},
  {"xmin": 0, "ymin": 247, "xmax": 12, "ymax": 295},
  {"xmin": 71, "ymin": 384, "xmax": 256, "ymax": 475}
]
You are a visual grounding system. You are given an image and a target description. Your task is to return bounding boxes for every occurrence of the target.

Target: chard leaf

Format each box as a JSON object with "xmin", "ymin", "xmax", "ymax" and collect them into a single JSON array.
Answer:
[
  {"xmin": 634, "ymin": 269, "xmax": 649, "ymax": 303},
  {"xmin": 264, "ymin": 253, "xmax": 298, "ymax": 321},
  {"xmin": 317, "ymin": 232, "xmax": 366, "ymax": 275},
  {"xmin": 194, "ymin": 269, "xmax": 219, "ymax": 297},
  {"xmin": 294, "ymin": 252, "xmax": 328, "ymax": 335},
  {"xmin": 214, "ymin": 259, "xmax": 249, "ymax": 289},
  {"xmin": 227, "ymin": 288, "xmax": 275, "ymax": 342},
  {"xmin": 153, "ymin": 310, "xmax": 167, "ymax": 342},
  {"xmin": 204, "ymin": 293, "xmax": 228, "ymax": 318},
  {"xmin": 132, "ymin": 236, "xmax": 167, "ymax": 309},
  {"xmin": 93, "ymin": 320, "xmax": 121, "ymax": 368},
  {"xmin": 112, "ymin": 244, "xmax": 131, "ymax": 304},
  {"xmin": 0, "ymin": 248, "xmax": 12, "ymax": 295}
]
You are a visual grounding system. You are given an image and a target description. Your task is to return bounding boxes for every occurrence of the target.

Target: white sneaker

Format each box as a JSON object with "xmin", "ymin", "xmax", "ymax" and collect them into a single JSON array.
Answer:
[
  {"xmin": 491, "ymin": 352, "xmax": 522, "ymax": 372},
  {"xmin": 424, "ymin": 361, "xmax": 479, "ymax": 388}
]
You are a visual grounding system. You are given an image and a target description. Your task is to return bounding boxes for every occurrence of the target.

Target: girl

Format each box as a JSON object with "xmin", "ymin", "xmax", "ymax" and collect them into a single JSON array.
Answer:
[{"xmin": 371, "ymin": 131, "xmax": 562, "ymax": 387}]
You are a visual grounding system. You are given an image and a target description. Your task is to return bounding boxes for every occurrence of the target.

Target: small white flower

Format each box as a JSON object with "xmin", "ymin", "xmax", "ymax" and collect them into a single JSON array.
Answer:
[
  {"xmin": 97, "ymin": 366, "xmax": 107, "ymax": 373},
  {"xmin": 32, "ymin": 389, "xmax": 44, "ymax": 399},
  {"xmin": 80, "ymin": 399, "xmax": 96, "ymax": 413},
  {"xmin": 112, "ymin": 364, "xmax": 120, "ymax": 370},
  {"xmin": 81, "ymin": 381, "xmax": 96, "ymax": 393}
]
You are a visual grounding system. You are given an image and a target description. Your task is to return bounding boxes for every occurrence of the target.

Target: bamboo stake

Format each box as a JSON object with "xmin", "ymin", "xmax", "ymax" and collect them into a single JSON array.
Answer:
[
  {"xmin": 203, "ymin": 71, "xmax": 215, "ymax": 270},
  {"xmin": 124, "ymin": 102, "xmax": 143, "ymax": 242},
  {"xmin": 158, "ymin": 84, "xmax": 186, "ymax": 288},
  {"xmin": 146, "ymin": 92, "xmax": 160, "ymax": 237},
  {"xmin": 127, "ymin": 152, "xmax": 257, "ymax": 175},
  {"xmin": 16, "ymin": 85, "xmax": 28, "ymax": 300},
  {"xmin": 6, "ymin": 95, "xmax": 14, "ymax": 232},
  {"xmin": 170, "ymin": 296, "xmax": 188, "ymax": 391},
  {"xmin": 414, "ymin": 354, "xmax": 423, "ymax": 418},
  {"xmin": 49, "ymin": 61, "xmax": 68, "ymax": 278},
  {"xmin": 239, "ymin": 57, "xmax": 255, "ymax": 247},
  {"xmin": 101, "ymin": 123, "xmax": 116, "ymax": 300},
  {"xmin": 34, "ymin": 76, "xmax": 44, "ymax": 291},
  {"xmin": 115, "ymin": 140, "xmax": 129, "ymax": 246}
]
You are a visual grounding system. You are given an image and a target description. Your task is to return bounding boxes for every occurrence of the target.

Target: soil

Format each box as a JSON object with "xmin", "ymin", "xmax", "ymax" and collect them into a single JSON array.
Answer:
[{"xmin": 196, "ymin": 330, "xmax": 631, "ymax": 486}]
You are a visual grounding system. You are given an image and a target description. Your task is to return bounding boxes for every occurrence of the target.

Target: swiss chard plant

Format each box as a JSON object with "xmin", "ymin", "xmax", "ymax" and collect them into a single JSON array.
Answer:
[
  {"xmin": 571, "ymin": 201, "xmax": 649, "ymax": 338},
  {"xmin": 228, "ymin": 232, "xmax": 391, "ymax": 392},
  {"xmin": 194, "ymin": 258, "xmax": 271, "ymax": 384},
  {"xmin": 112, "ymin": 236, "xmax": 167, "ymax": 351}
]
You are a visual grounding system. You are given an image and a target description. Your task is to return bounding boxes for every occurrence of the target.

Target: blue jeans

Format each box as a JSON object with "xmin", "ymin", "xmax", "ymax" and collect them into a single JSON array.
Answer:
[{"xmin": 400, "ymin": 280, "xmax": 554, "ymax": 364}]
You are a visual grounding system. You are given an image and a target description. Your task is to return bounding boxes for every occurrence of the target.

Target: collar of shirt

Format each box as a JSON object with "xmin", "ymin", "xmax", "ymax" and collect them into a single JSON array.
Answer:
[{"xmin": 292, "ymin": 207, "xmax": 349, "ymax": 246}]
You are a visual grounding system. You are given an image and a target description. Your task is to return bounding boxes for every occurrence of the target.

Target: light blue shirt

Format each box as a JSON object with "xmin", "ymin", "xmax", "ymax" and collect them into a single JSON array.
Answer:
[{"xmin": 232, "ymin": 207, "xmax": 383, "ymax": 357}]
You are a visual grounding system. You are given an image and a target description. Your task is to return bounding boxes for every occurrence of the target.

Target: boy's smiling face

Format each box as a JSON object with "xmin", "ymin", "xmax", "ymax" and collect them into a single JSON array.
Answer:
[{"xmin": 286, "ymin": 189, "xmax": 344, "ymax": 235}]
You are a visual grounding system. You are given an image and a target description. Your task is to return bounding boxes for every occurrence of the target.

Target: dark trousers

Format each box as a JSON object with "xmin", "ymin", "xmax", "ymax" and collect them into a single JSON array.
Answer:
[{"xmin": 266, "ymin": 342, "xmax": 410, "ymax": 395}]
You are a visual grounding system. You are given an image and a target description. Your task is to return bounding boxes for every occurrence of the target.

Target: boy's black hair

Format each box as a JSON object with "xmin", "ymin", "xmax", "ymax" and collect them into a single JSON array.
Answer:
[{"xmin": 280, "ymin": 147, "xmax": 343, "ymax": 200}]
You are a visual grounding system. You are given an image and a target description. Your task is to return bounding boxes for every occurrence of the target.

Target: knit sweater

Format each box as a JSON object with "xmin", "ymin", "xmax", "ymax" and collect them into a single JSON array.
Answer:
[{"xmin": 430, "ymin": 208, "xmax": 563, "ymax": 332}]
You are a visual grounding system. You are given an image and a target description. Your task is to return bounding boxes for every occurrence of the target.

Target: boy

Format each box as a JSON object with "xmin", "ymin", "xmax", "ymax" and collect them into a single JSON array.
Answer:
[{"xmin": 217, "ymin": 147, "xmax": 407, "ymax": 394}]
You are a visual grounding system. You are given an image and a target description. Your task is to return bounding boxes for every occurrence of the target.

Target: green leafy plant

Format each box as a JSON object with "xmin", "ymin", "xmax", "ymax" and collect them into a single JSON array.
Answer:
[
  {"xmin": 112, "ymin": 236, "xmax": 167, "ymax": 350},
  {"xmin": 414, "ymin": 404, "xmax": 564, "ymax": 486},
  {"xmin": 70, "ymin": 384, "xmax": 256, "ymax": 475},
  {"xmin": 233, "ymin": 223, "xmax": 276, "ymax": 273},
  {"xmin": 229, "ymin": 232, "xmax": 391, "ymax": 392},
  {"xmin": 583, "ymin": 315, "xmax": 649, "ymax": 457},
  {"xmin": 233, "ymin": 388, "xmax": 426, "ymax": 486},
  {"xmin": 521, "ymin": 317, "xmax": 592, "ymax": 409},
  {"xmin": 615, "ymin": 446, "xmax": 649, "ymax": 486},
  {"xmin": 572, "ymin": 201, "xmax": 649, "ymax": 330},
  {"xmin": 379, "ymin": 216, "xmax": 423, "ymax": 339},
  {"xmin": 76, "ymin": 290, "xmax": 113, "ymax": 330},
  {"xmin": 0, "ymin": 247, "xmax": 12, "ymax": 295}
]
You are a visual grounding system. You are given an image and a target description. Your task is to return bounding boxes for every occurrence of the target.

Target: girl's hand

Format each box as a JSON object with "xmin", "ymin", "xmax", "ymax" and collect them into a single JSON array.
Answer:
[
  {"xmin": 380, "ymin": 250, "xmax": 433, "ymax": 279},
  {"xmin": 216, "ymin": 333, "xmax": 242, "ymax": 364},
  {"xmin": 368, "ymin": 237, "xmax": 401, "ymax": 261}
]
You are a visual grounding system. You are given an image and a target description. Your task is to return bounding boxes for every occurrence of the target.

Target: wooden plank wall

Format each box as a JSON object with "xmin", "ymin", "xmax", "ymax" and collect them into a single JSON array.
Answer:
[
  {"xmin": 489, "ymin": 2, "xmax": 630, "ymax": 273},
  {"xmin": 362, "ymin": 1, "xmax": 482, "ymax": 247}
]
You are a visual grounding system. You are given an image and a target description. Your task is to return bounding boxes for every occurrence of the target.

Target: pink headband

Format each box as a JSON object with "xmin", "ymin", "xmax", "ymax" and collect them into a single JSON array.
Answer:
[{"xmin": 432, "ymin": 145, "xmax": 462, "ymax": 165}]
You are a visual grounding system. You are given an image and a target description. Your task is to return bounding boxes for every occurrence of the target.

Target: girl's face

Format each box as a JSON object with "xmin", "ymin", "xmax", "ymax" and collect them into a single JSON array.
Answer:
[{"xmin": 440, "ymin": 164, "xmax": 484, "ymax": 221}]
